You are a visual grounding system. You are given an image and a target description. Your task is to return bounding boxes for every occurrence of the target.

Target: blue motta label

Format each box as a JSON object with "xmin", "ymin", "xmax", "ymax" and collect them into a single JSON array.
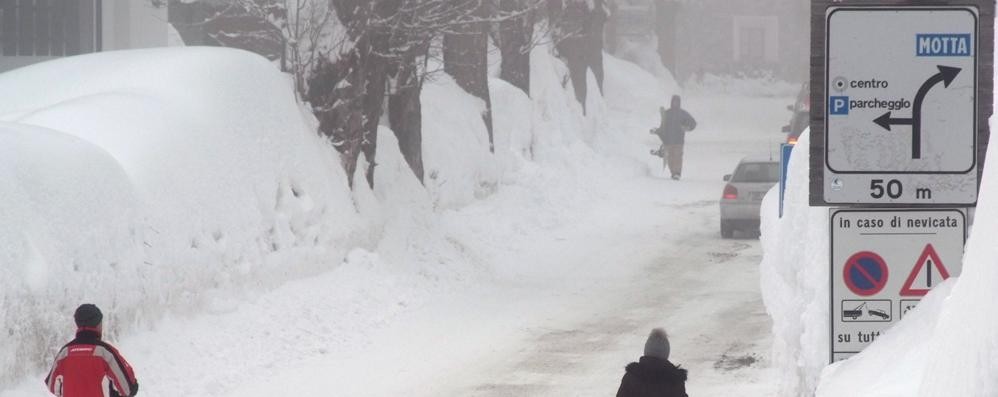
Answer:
[{"xmin": 916, "ymin": 34, "xmax": 972, "ymax": 56}]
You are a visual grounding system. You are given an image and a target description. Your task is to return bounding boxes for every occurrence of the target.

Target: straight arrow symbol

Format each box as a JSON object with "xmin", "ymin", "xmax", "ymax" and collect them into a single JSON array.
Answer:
[{"xmin": 873, "ymin": 113, "xmax": 913, "ymax": 130}]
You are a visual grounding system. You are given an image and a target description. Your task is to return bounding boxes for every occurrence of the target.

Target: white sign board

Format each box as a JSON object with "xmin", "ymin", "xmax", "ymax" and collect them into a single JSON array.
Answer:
[
  {"xmin": 830, "ymin": 208, "xmax": 966, "ymax": 362},
  {"xmin": 824, "ymin": 7, "xmax": 979, "ymax": 204}
]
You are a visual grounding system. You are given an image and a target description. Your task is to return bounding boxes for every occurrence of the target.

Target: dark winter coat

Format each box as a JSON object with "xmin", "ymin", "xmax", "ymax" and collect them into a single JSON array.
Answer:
[
  {"xmin": 616, "ymin": 356, "xmax": 688, "ymax": 397},
  {"xmin": 656, "ymin": 107, "xmax": 697, "ymax": 145}
]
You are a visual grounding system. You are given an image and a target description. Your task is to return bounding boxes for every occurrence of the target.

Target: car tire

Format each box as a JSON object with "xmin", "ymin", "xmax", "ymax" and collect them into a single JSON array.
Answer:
[{"xmin": 720, "ymin": 221, "xmax": 734, "ymax": 239}]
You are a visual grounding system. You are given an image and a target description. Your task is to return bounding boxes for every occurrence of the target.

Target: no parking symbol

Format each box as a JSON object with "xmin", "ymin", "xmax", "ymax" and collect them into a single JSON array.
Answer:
[{"xmin": 843, "ymin": 251, "xmax": 888, "ymax": 296}]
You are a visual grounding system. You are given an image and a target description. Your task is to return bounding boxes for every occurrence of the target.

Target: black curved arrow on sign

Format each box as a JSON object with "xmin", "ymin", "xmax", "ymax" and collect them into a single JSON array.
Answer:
[{"xmin": 873, "ymin": 65, "xmax": 961, "ymax": 159}]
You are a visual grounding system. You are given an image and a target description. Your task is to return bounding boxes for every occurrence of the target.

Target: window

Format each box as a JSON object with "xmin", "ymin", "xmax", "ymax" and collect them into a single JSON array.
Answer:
[
  {"xmin": 732, "ymin": 16, "xmax": 778, "ymax": 63},
  {"xmin": 732, "ymin": 162, "xmax": 780, "ymax": 183},
  {"xmin": 0, "ymin": 0, "xmax": 100, "ymax": 57}
]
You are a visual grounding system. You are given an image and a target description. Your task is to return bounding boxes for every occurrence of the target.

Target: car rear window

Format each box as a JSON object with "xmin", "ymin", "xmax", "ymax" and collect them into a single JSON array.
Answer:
[{"xmin": 732, "ymin": 162, "xmax": 779, "ymax": 183}]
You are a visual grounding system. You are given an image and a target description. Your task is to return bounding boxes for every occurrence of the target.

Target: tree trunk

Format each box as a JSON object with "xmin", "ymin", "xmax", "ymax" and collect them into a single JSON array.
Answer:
[
  {"xmin": 552, "ymin": 0, "xmax": 606, "ymax": 112},
  {"xmin": 655, "ymin": 1, "xmax": 679, "ymax": 76},
  {"xmin": 497, "ymin": 0, "xmax": 533, "ymax": 95},
  {"xmin": 443, "ymin": 4, "xmax": 494, "ymax": 153},
  {"xmin": 586, "ymin": 0, "xmax": 607, "ymax": 94},
  {"xmin": 388, "ymin": 53, "xmax": 425, "ymax": 183},
  {"xmin": 360, "ymin": 32, "xmax": 390, "ymax": 188},
  {"xmin": 306, "ymin": 54, "xmax": 366, "ymax": 188},
  {"xmin": 553, "ymin": 0, "xmax": 589, "ymax": 112}
]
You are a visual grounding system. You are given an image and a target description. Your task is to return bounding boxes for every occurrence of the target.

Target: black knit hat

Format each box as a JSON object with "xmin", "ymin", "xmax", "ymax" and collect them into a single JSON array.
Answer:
[{"xmin": 74, "ymin": 304, "xmax": 103, "ymax": 328}]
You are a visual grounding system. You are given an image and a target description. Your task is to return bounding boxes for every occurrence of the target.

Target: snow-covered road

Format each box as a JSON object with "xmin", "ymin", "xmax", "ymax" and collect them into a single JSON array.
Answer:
[
  {"xmin": 3, "ymin": 83, "xmax": 791, "ymax": 396},
  {"xmin": 212, "ymin": 92, "xmax": 788, "ymax": 396},
  {"xmin": 213, "ymin": 168, "xmax": 779, "ymax": 397},
  {"xmin": 434, "ymin": 199, "xmax": 777, "ymax": 396}
]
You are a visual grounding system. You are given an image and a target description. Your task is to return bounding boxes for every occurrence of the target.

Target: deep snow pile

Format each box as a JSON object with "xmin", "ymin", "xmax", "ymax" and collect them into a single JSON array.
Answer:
[
  {"xmin": 814, "ymin": 120, "xmax": 998, "ymax": 395},
  {"xmin": 760, "ymin": 32, "xmax": 998, "ymax": 396},
  {"xmin": 0, "ymin": 41, "xmax": 670, "ymax": 390},
  {"xmin": 758, "ymin": 130, "xmax": 830, "ymax": 395},
  {"xmin": 0, "ymin": 47, "xmax": 363, "ymax": 384}
]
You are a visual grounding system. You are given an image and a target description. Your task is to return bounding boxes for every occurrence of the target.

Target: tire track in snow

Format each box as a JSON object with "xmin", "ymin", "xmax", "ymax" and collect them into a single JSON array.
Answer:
[{"xmin": 445, "ymin": 206, "xmax": 776, "ymax": 396}]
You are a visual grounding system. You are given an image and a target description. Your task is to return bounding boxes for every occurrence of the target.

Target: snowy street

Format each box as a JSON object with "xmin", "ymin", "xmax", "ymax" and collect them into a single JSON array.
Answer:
[
  {"xmin": 217, "ymin": 163, "xmax": 780, "ymax": 397},
  {"xmin": 0, "ymin": 67, "xmax": 792, "ymax": 396},
  {"xmin": 9, "ymin": 3, "xmax": 998, "ymax": 396},
  {"xmin": 0, "ymin": 14, "xmax": 798, "ymax": 394},
  {"xmin": 137, "ymin": 92, "xmax": 785, "ymax": 396}
]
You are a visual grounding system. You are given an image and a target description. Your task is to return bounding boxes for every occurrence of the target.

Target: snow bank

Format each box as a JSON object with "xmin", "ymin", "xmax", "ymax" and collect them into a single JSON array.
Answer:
[
  {"xmin": 686, "ymin": 73, "xmax": 799, "ymax": 98},
  {"xmin": 758, "ymin": 130, "xmax": 830, "ymax": 396},
  {"xmin": 612, "ymin": 36, "xmax": 682, "ymax": 98},
  {"xmin": 815, "ymin": 115, "xmax": 998, "ymax": 397},
  {"xmin": 0, "ymin": 42, "xmax": 666, "ymax": 389},
  {"xmin": 0, "ymin": 47, "xmax": 363, "ymax": 384},
  {"xmin": 763, "ymin": 29, "xmax": 998, "ymax": 396}
]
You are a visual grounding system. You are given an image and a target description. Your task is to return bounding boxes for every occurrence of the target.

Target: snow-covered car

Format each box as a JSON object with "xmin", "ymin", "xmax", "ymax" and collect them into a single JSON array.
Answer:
[{"xmin": 719, "ymin": 157, "xmax": 780, "ymax": 238}]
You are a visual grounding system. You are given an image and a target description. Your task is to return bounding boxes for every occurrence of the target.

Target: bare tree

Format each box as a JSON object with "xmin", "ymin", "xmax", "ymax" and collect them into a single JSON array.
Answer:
[
  {"xmin": 184, "ymin": 0, "xmax": 552, "ymax": 187},
  {"xmin": 547, "ymin": 0, "xmax": 609, "ymax": 112},
  {"xmin": 173, "ymin": 0, "xmax": 337, "ymax": 98},
  {"xmin": 495, "ymin": 0, "xmax": 537, "ymax": 95},
  {"xmin": 443, "ymin": 0, "xmax": 495, "ymax": 153}
]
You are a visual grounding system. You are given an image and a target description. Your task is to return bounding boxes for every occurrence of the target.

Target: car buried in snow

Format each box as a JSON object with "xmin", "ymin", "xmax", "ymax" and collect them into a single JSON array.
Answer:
[{"xmin": 719, "ymin": 156, "xmax": 780, "ymax": 238}]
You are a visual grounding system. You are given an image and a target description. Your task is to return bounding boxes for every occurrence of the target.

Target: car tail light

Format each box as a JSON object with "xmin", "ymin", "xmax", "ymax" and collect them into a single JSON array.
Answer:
[{"xmin": 723, "ymin": 184, "xmax": 738, "ymax": 199}]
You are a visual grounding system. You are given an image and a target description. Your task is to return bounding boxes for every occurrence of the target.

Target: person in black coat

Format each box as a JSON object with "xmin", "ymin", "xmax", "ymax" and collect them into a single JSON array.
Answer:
[
  {"xmin": 652, "ymin": 95, "xmax": 697, "ymax": 180},
  {"xmin": 616, "ymin": 328, "xmax": 688, "ymax": 397}
]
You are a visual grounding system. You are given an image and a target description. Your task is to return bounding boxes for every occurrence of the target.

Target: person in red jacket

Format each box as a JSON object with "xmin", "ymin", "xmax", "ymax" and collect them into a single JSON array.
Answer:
[{"xmin": 44, "ymin": 304, "xmax": 139, "ymax": 397}]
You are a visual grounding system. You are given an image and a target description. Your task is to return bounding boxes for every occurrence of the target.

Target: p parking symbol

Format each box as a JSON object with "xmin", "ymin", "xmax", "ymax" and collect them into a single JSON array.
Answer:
[{"xmin": 829, "ymin": 96, "xmax": 850, "ymax": 115}]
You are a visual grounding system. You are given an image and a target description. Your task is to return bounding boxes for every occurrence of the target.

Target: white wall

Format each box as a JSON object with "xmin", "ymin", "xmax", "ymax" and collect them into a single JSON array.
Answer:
[{"xmin": 102, "ymin": 0, "xmax": 169, "ymax": 51}]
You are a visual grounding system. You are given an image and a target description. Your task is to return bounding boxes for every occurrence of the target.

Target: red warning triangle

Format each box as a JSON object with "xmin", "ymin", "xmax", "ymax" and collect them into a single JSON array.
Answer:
[{"xmin": 900, "ymin": 244, "xmax": 951, "ymax": 297}]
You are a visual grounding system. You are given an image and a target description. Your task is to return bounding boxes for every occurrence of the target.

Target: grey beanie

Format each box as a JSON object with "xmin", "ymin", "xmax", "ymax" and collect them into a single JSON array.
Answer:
[{"xmin": 644, "ymin": 328, "xmax": 671, "ymax": 361}]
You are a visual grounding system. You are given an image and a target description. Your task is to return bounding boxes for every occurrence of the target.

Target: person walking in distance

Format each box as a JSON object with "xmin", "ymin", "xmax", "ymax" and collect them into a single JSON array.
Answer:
[
  {"xmin": 615, "ymin": 328, "xmax": 688, "ymax": 397},
  {"xmin": 45, "ymin": 304, "xmax": 139, "ymax": 397},
  {"xmin": 653, "ymin": 95, "xmax": 697, "ymax": 180}
]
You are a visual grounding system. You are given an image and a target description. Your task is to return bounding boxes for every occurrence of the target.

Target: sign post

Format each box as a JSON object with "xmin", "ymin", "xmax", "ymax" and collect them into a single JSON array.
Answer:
[
  {"xmin": 811, "ymin": 0, "xmax": 993, "ymax": 363},
  {"xmin": 830, "ymin": 209, "xmax": 966, "ymax": 362}
]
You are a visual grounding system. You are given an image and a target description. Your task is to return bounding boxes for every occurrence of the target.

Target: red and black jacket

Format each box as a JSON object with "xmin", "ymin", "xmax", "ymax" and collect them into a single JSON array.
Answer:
[{"xmin": 44, "ymin": 329, "xmax": 138, "ymax": 397}]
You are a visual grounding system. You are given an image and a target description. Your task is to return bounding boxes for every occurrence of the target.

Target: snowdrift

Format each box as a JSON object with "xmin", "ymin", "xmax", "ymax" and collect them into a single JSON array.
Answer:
[
  {"xmin": 0, "ymin": 47, "xmax": 364, "ymax": 383},
  {"xmin": 760, "ymin": 28, "xmax": 998, "ymax": 396},
  {"xmin": 0, "ymin": 42, "xmax": 671, "ymax": 389}
]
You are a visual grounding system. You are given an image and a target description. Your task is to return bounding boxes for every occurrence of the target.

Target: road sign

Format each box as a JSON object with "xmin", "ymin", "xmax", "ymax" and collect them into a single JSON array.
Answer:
[
  {"xmin": 779, "ymin": 143, "xmax": 794, "ymax": 218},
  {"xmin": 843, "ymin": 251, "xmax": 889, "ymax": 296},
  {"xmin": 830, "ymin": 208, "xmax": 966, "ymax": 362},
  {"xmin": 809, "ymin": 1, "xmax": 994, "ymax": 206},
  {"xmin": 899, "ymin": 244, "xmax": 952, "ymax": 296}
]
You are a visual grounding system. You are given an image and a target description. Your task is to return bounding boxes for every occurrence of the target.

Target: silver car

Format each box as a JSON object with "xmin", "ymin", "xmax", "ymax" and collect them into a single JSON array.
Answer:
[{"xmin": 719, "ymin": 156, "xmax": 780, "ymax": 238}]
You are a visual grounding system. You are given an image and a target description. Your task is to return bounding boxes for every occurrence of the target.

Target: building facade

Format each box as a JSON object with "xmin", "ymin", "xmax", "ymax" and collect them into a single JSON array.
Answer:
[
  {"xmin": 608, "ymin": 0, "xmax": 810, "ymax": 83},
  {"xmin": 0, "ymin": 0, "xmax": 168, "ymax": 73}
]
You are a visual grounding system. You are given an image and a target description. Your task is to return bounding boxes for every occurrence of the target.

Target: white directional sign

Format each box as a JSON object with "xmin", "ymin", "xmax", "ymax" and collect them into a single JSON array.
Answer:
[
  {"xmin": 830, "ymin": 208, "xmax": 966, "ymax": 362},
  {"xmin": 824, "ymin": 7, "xmax": 979, "ymax": 204}
]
